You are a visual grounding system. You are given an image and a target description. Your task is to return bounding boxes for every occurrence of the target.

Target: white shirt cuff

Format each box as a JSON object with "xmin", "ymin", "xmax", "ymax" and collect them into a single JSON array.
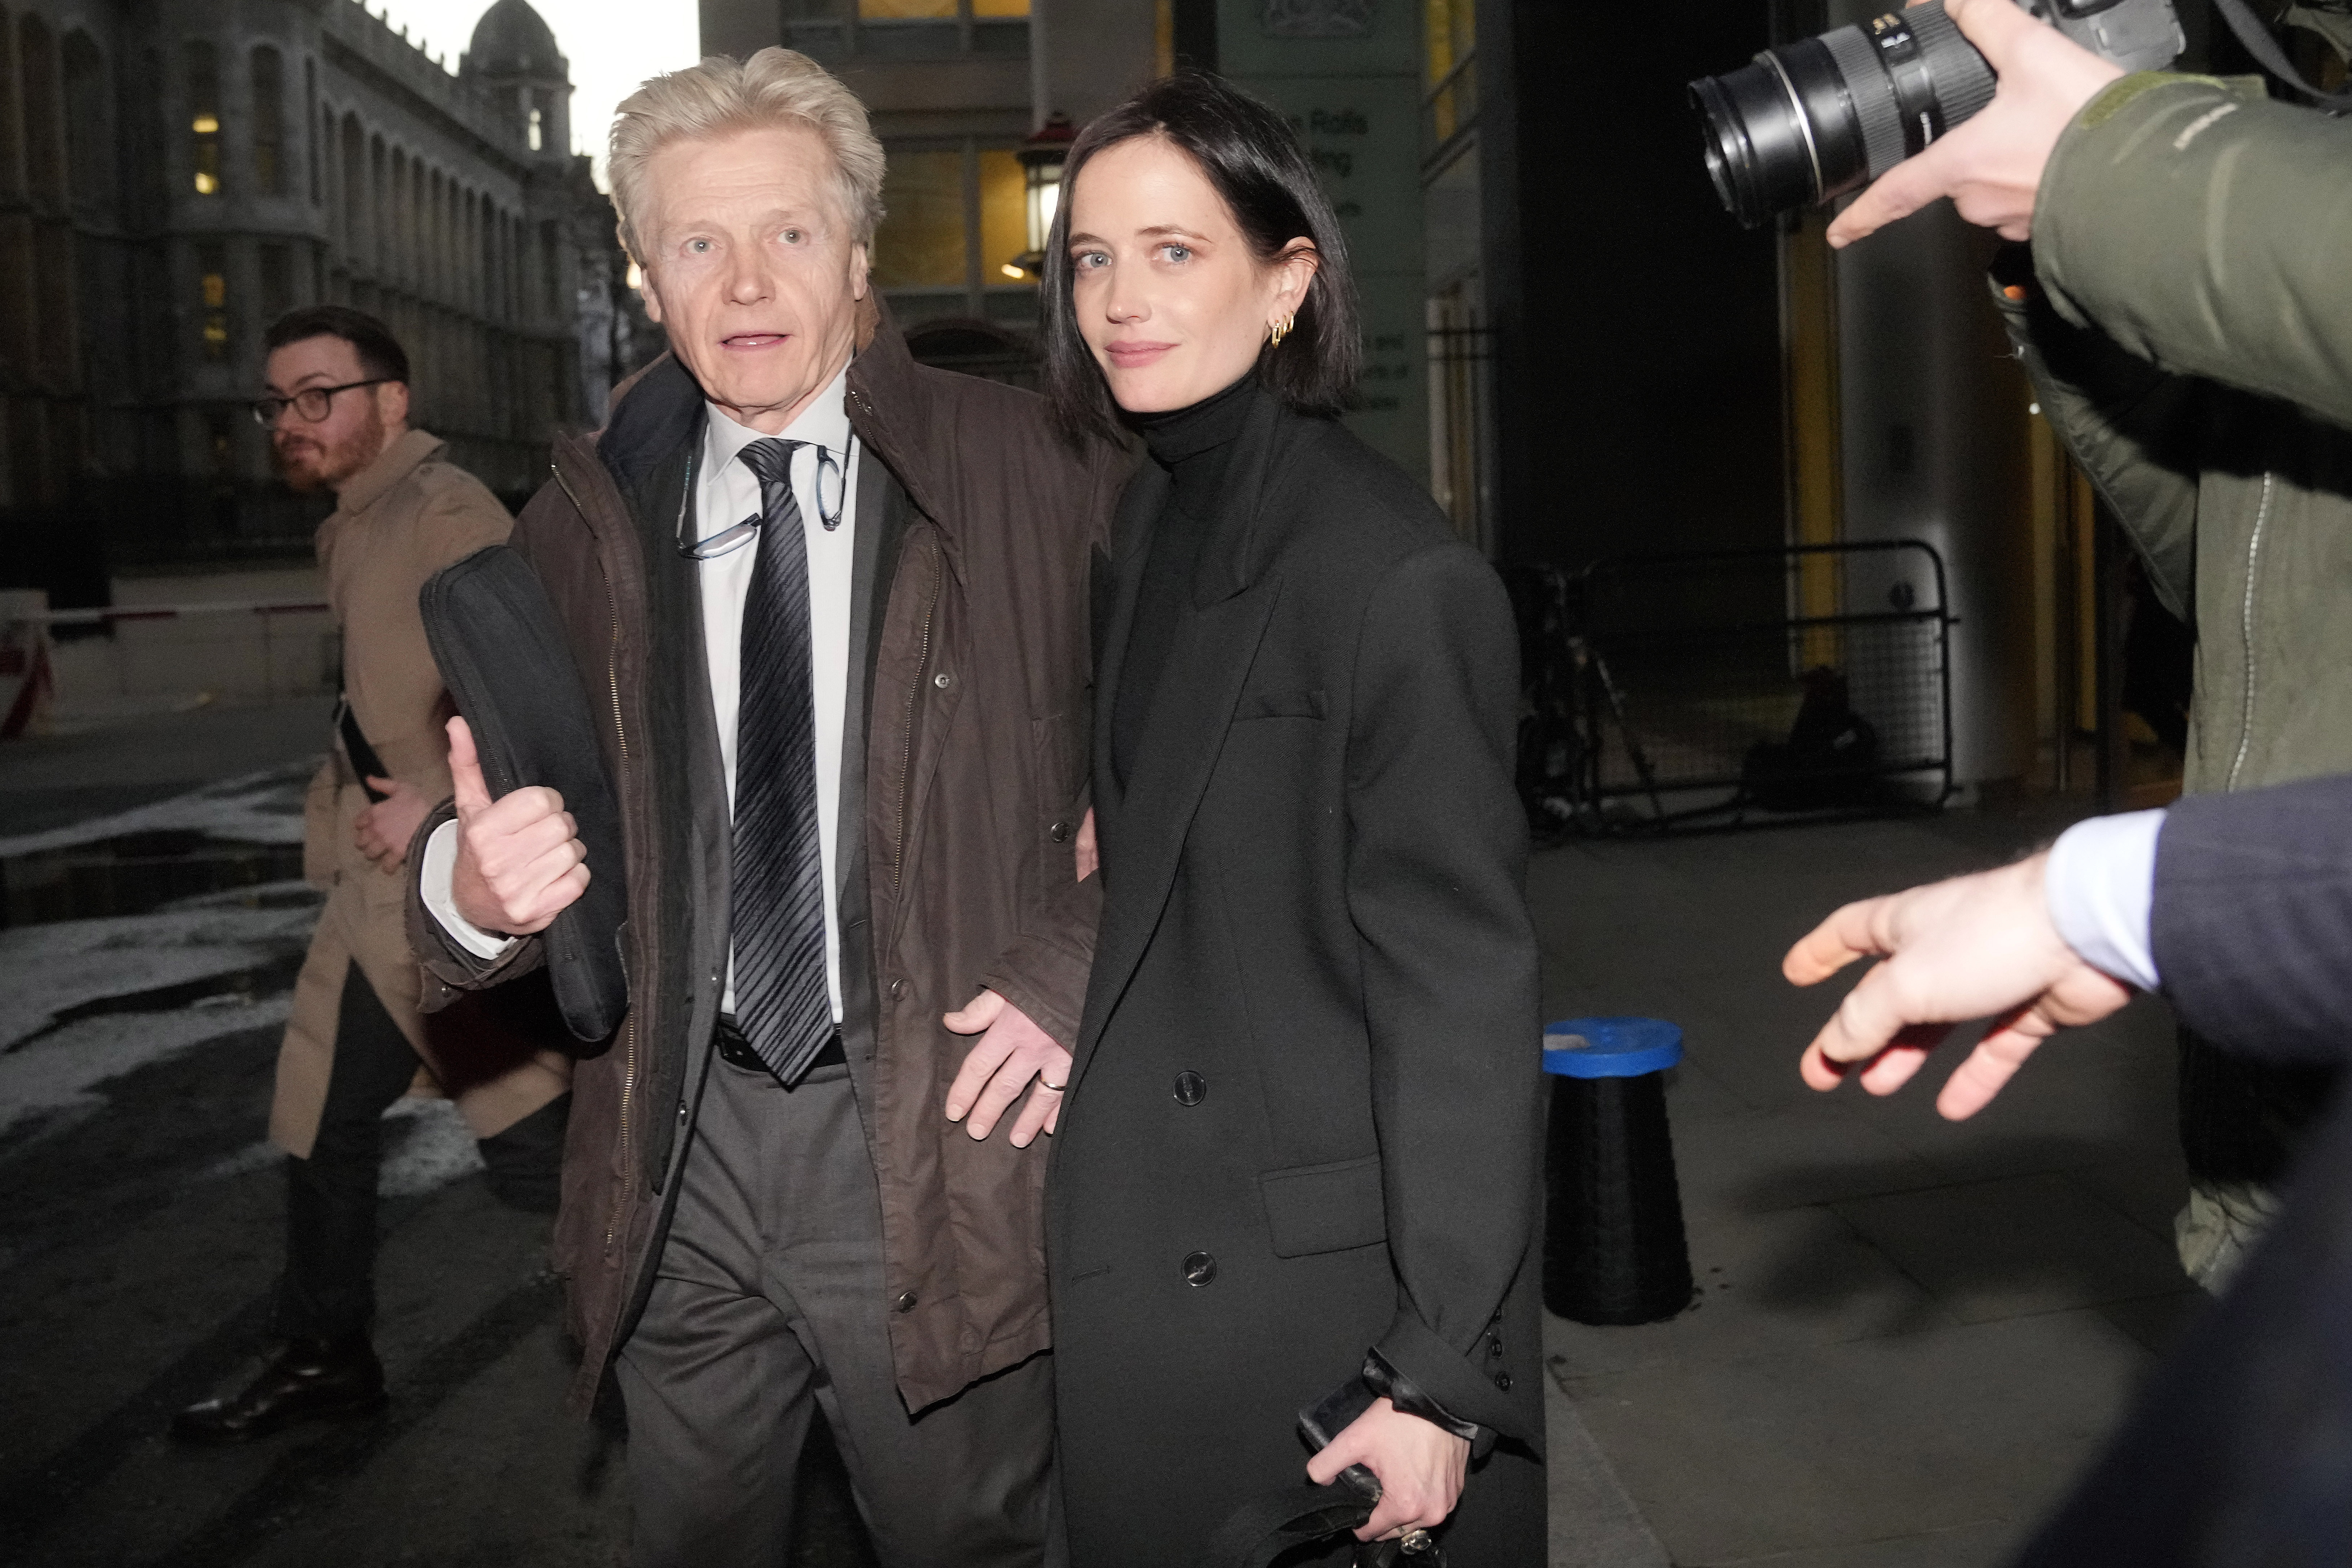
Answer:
[
  {"xmin": 2044, "ymin": 809, "xmax": 2165, "ymax": 992},
  {"xmin": 421, "ymin": 819, "xmax": 520, "ymax": 962}
]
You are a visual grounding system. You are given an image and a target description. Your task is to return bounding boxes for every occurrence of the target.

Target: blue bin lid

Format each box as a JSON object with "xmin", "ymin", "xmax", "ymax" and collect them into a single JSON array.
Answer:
[{"xmin": 1543, "ymin": 1017, "xmax": 1683, "ymax": 1079}]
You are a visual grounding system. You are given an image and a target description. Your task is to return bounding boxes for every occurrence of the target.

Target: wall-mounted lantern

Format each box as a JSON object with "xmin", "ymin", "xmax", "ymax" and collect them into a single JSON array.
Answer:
[{"xmin": 1001, "ymin": 111, "xmax": 1076, "ymax": 282}]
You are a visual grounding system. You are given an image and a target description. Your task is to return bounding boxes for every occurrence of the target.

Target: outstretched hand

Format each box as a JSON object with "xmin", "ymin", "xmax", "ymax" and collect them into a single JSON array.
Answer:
[
  {"xmin": 943, "ymin": 989, "xmax": 1070, "ymax": 1147},
  {"xmin": 1826, "ymin": 0, "xmax": 2125, "ymax": 248},
  {"xmin": 1784, "ymin": 851, "xmax": 2134, "ymax": 1119},
  {"xmin": 447, "ymin": 715, "xmax": 589, "ymax": 935}
]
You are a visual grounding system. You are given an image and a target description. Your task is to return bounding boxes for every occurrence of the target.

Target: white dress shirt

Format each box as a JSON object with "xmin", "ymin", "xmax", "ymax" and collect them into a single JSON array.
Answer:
[
  {"xmin": 423, "ymin": 367, "xmax": 861, "ymax": 1024},
  {"xmin": 2044, "ymin": 807, "xmax": 2167, "ymax": 992}
]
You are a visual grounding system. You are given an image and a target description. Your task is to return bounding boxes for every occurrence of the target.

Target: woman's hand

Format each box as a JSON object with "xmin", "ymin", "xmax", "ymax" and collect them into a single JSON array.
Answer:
[{"xmin": 1305, "ymin": 1397, "xmax": 1470, "ymax": 1543}]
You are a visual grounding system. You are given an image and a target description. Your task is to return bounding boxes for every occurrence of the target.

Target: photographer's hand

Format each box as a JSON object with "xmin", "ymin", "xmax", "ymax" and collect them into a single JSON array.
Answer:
[
  {"xmin": 1784, "ymin": 852, "xmax": 2133, "ymax": 1118},
  {"xmin": 1827, "ymin": 0, "xmax": 2123, "ymax": 248}
]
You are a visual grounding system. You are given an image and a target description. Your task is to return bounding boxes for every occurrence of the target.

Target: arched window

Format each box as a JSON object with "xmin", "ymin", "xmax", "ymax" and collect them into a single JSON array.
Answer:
[
  {"xmin": 19, "ymin": 16, "xmax": 59, "ymax": 210},
  {"xmin": 183, "ymin": 37, "xmax": 217, "ymax": 197},
  {"xmin": 463, "ymin": 187, "xmax": 480, "ymax": 313},
  {"xmin": 304, "ymin": 56, "xmax": 318, "ymax": 203},
  {"xmin": 62, "ymin": 31, "xmax": 107, "ymax": 210},
  {"xmin": 259, "ymin": 242, "xmax": 291, "ymax": 324},
  {"xmin": 388, "ymin": 148, "xmax": 407, "ymax": 285},
  {"xmin": 0, "ymin": 13, "xmax": 18, "ymax": 205},
  {"xmin": 430, "ymin": 168, "xmax": 447, "ymax": 301},
  {"xmin": 368, "ymin": 133, "xmax": 384, "ymax": 272},
  {"xmin": 197, "ymin": 240, "xmax": 228, "ymax": 362},
  {"xmin": 251, "ymin": 45, "xmax": 284, "ymax": 197},
  {"xmin": 339, "ymin": 111, "xmax": 361, "ymax": 258}
]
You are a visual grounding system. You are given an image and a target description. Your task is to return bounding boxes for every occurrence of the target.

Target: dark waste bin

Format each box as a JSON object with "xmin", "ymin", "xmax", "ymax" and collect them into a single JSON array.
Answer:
[{"xmin": 1542, "ymin": 1017, "xmax": 1695, "ymax": 1326}]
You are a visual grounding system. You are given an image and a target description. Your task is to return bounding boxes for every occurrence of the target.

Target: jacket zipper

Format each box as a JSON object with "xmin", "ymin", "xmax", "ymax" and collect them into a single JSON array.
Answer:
[
  {"xmin": 2226, "ymin": 473, "xmax": 2276, "ymax": 793},
  {"xmin": 551, "ymin": 457, "xmax": 639, "ymax": 1252},
  {"xmin": 892, "ymin": 533, "xmax": 942, "ymax": 890}
]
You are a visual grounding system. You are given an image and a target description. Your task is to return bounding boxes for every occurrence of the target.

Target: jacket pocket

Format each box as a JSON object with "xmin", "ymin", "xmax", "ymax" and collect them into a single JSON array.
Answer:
[
  {"xmin": 1236, "ymin": 687, "xmax": 1328, "ymax": 722},
  {"xmin": 1259, "ymin": 1154, "xmax": 1387, "ymax": 1258}
]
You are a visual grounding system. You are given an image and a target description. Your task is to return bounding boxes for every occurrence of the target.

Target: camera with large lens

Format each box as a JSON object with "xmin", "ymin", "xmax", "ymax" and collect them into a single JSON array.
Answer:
[{"xmin": 1691, "ymin": 0, "xmax": 2184, "ymax": 227}]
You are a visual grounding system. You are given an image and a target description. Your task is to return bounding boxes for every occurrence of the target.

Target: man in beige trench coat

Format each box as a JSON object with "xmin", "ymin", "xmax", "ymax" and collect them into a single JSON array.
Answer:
[{"xmin": 174, "ymin": 306, "xmax": 572, "ymax": 1444}]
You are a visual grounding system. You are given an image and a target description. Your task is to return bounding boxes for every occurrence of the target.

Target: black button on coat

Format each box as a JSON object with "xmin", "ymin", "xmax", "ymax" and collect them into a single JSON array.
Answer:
[{"xmin": 1047, "ymin": 384, "xmax": 1547, "ymax": 1565}]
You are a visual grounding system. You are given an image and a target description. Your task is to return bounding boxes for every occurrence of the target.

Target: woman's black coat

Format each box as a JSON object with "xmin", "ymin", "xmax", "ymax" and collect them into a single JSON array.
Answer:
[{"xmin": 1047, "ymin": 393, "xmax": 1547, "ymax": 1566}]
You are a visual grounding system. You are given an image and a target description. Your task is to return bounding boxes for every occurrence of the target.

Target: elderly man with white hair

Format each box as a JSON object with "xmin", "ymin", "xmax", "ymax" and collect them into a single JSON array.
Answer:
[{"xmin": 404, "ymin": 49, "xmax": 1120, "ymax": 1566}]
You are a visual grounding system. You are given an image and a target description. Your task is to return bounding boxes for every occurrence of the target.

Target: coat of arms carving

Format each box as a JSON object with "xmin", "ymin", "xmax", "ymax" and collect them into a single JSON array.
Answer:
[{"xmin": 1259, "ymin": 0, "xmax": 1377, "ymax": 39}]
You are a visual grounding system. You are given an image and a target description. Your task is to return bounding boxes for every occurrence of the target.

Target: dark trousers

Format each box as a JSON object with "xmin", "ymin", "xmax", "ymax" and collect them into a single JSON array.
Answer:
[
  {"xmin": 275, "ymin": 961, "xmax": 419, "ymax": 1341},
  {"xmin": 2180, "ymin": 1024, "xmax": 2343, "ymax": 1187},
  {"xmin": 275, "ymin": 962, "xmax": 570, "ymax": 1341},
  {"xmin": 616, "ymin": 1051, "xmax": 1056, "ymax": 1568}
]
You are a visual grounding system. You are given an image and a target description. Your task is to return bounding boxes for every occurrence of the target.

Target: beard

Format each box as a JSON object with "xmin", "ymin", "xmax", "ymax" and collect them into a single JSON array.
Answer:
[{"xmin": 272, "ymin": 404, "xmax": 386, "ymax": 494}]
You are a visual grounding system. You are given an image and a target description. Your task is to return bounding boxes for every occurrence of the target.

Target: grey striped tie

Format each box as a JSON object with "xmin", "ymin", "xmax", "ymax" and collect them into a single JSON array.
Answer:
[{"xmin": 730, "ymin": 438, "xmax": 833, "ymax": 1083}]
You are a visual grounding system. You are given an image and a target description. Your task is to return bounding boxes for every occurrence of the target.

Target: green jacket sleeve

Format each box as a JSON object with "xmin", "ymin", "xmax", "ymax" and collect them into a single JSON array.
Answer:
[
  {"xmin": 2035, "ymin": 72, "xmax": 2352, "ymax": 432},
  {"xmin": 1993, "ymin": 268, "xmax": 2204, "ymax": 619}
]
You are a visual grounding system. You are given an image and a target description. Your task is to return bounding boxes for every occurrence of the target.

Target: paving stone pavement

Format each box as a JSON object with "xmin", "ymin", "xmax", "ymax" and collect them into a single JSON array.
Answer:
[
  {"xmin": 2, "ymin": 701, "xmax": 2199, "ymax": 1565},
  {"xmin": 1536, "ymin": 802, "xmax": 2202, "ymax": 1568}
]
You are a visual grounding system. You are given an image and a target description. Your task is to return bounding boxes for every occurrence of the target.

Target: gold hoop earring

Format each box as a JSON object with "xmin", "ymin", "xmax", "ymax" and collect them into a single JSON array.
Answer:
[{"xmin": 1269, "ymin": 314, "xmax": 1294, "ymax": 349}]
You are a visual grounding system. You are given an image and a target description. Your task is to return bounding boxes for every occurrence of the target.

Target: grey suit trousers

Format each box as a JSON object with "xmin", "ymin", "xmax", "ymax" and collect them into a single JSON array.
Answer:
[{"xmin": 616, "ymin": 1053, "xmax": 1056, "ymax": 1568}]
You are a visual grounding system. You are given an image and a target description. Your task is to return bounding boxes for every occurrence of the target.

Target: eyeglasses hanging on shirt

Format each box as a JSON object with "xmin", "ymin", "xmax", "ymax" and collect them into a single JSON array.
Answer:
[{"xmin": 677, "ymin": 438, "xmax": 850, "ymax": 561}]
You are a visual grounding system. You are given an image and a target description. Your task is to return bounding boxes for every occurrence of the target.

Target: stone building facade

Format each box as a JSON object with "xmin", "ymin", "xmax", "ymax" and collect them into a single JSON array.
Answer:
[
  {"xmin": 701, "ymin": 0, "xmax": 1160, "ymax": 347},
  {"xmin": 1, "ymin": 0, "xmax": 605, "ymax": 609}
]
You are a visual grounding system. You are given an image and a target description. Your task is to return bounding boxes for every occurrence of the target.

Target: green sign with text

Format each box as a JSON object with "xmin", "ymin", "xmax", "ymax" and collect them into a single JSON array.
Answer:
[{"xmin": 1217, "ymin": 0, "xmax": 1427, "ymax": 482}]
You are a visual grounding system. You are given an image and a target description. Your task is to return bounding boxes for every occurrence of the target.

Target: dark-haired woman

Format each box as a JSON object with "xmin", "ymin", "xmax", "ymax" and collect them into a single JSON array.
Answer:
[{"xmin": 1040, "ymin": 73, "xmax": 1546, "ymax": 1565}]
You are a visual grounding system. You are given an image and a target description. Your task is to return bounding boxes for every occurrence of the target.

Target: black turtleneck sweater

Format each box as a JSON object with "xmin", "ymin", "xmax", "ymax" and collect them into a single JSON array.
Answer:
[{"xmin": 1111, "ymin": 373, "xmax": 1265, "ymax": 791}]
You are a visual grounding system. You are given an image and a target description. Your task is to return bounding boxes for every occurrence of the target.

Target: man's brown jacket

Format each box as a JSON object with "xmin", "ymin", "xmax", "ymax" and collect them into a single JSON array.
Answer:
[{"xmin": 408, "ymin": 306, "xmax": 1122, "ymax": 1414}]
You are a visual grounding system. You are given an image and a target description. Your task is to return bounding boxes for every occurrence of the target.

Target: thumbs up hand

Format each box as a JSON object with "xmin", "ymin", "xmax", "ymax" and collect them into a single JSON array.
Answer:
[{"xmin": 446, "ymin": 715, "xmax": 589, "ymax": 935}]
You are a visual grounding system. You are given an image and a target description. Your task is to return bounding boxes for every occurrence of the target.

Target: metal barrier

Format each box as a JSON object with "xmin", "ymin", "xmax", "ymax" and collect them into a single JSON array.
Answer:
[
  {"xmin": 1, "ymin": 597, "xmax": 333, "ymax": 738},
  {"xmin": 1512, "ymin": 541, "xmax": 1954, "ymax": 833}
]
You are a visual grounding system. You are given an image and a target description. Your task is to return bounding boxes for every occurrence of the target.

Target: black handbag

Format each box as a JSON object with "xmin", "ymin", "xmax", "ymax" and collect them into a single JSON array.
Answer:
[
  {"xmin": 1207, "ymin": 1379, "xmax": 1448, "ymax": 1567},
  {"xmin": 419, "ymin": 544, "xmax": 630, "ymax": 1044}
]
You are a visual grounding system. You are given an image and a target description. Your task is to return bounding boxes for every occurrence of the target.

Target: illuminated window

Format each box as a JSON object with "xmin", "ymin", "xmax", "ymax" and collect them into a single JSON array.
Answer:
[
  {"xmin": 527, "ymin": 105, "xmax": 543, "ymax": 151},
  {"xmin": 1424, "ymin": 0, "xmax": 1476, "ymax": 144},
  {"xmin": 198, "ymin": 242, "xmax": 228, "ymax": 360},
  {"xmin": 188, "ymin": 41, "xmax": 220, "ymax": 195},
  {"xmin": 252, "ymin": 45, "xmax": 284, "ymax": 195},
  {"xmin": 979, "ymin": 148, "xmax": 1027, "ymax": 282},
  {"xmin": 973, "ymin": 0, "xmax": 1031, "ymax": 14},
  {"xmin": 872, "ymin": 149, "xmax": 964, "ymax": 289}
]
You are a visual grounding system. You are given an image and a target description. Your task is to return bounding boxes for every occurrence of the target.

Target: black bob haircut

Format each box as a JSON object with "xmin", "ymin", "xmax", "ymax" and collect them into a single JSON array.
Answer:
[
  {"xmin": 1042, "ymin": 71, "xmax": 1360, "ymax": 444},
  {"xmin": 263, "ymin": 305, "xmax": 410, "ymax": 386}
]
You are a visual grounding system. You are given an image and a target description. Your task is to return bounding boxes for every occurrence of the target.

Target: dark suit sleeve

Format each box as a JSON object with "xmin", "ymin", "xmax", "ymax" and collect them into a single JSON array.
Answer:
[
  {"xmin": 2153, "ymin": 774, "xmax": 2352, "ymax": 1062},
  {"xmin": 1343, "ymin": 542, "xmax": 1544, "ymax": 1445}
]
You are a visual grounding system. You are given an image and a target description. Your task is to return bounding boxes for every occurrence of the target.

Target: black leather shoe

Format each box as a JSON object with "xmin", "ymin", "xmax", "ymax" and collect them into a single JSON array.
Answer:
[{"xmin": 170, "ymin": 1335, "xmax": 386, "ymax": 1445}]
